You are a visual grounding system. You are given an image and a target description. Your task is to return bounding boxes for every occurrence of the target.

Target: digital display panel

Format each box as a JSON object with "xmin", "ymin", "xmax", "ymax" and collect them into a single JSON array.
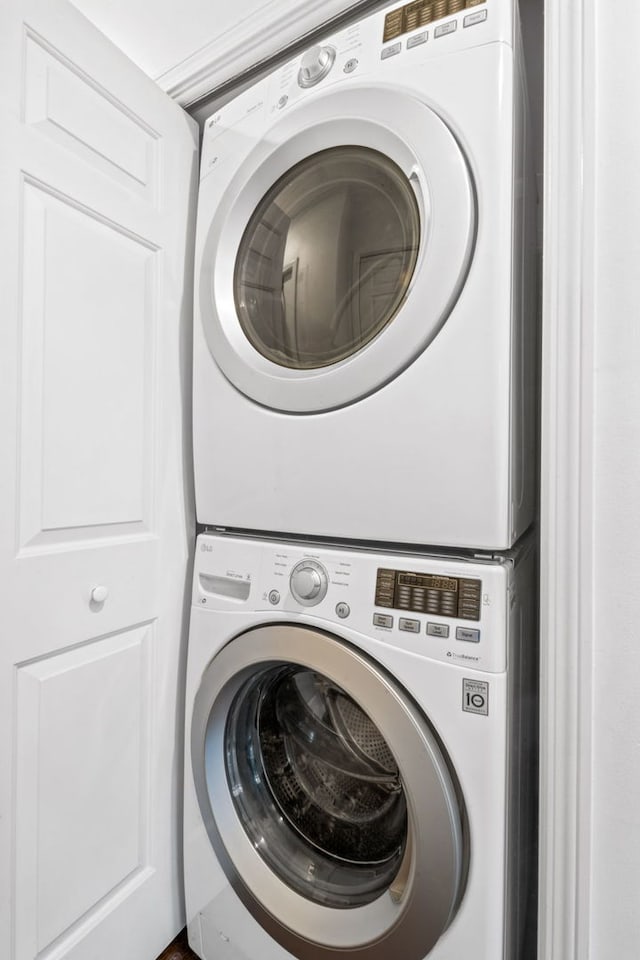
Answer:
[
  {"xmin": 375, "ymin": 568, "xmax": 481, "ymax": 620},
  {"xmin": 398, "ymin": 573, "xmax": 458, "ymax": 592}
]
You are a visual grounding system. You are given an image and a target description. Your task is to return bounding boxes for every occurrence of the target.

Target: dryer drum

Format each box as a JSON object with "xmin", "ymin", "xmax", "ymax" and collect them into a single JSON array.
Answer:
[{"xmin": 233, "ymin": 146, "xmax": 421, "ymax": 371}]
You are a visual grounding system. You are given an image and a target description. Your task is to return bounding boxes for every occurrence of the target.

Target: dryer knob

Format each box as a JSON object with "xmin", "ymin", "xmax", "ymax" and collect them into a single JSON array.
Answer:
[
  {"xmin": 290, "ymin": 561, "xmax": 329, "ymax": 605},
  {"xmin": 298, "ymin": 45, "xmax": 336, "ymax": 88}
]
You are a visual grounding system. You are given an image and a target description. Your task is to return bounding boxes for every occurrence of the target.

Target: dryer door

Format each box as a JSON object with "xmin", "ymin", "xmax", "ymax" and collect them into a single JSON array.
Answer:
[
  {"xmin": 197, "ymin": 86, "xmax": 475, "ymax": 412},
  {"xmin": 191, "ymin": 625, "xmax": 467, "ymax": 960}
]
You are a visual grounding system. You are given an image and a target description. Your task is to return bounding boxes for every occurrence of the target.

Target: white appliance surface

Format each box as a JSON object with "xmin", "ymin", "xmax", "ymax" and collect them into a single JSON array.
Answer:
[
  {"xmin": 184, "ymin": 531, "xmax": 537, "ymax": 960},
  {"xmin": 193, "ymin": 0, "xmax": 537, "ymax": 551}
]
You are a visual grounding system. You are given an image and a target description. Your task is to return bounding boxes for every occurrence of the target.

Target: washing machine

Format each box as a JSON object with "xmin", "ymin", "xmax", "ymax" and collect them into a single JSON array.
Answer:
[
  {"xmin": 193, "ymin": 0, "xmax": 537, "ymax": 551},
  {"xmin": 184, "ymin": 531, "xmax": 537, "ymax": 960}
]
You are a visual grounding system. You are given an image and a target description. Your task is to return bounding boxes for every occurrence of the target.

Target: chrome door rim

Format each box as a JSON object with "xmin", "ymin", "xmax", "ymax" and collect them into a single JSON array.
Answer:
[
  {"xmin": 197, "ymin": 84, "xmax": 475, "ymax": 412},
  {"xmin": 191, "ymin": 624, "xmax": 467, "ymax": 960}
]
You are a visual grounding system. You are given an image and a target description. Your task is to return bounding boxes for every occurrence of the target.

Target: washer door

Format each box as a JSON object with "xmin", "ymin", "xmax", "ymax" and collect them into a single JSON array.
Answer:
[
  {"xmin": 198, "ymin": 86, "xmax": 475, "ymax": 412},
  {"xmin": 191, "ymin": 625, "xmax": 467, "ymax": 960}
]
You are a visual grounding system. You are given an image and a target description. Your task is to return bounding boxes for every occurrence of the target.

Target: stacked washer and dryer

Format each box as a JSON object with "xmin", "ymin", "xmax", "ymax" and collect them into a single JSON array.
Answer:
[{"xmin": 185, "ymin": 2, "xmax": 538, "ymax": 959}]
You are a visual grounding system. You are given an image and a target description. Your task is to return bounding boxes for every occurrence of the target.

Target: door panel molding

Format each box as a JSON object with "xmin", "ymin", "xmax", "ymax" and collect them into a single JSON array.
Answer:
[
  {"xmin": 13, "ymin": 625, "xmax": 153, "ymax": 958},
  {"xmin": 0, "ymin": 4, "xmax": 198, "ymax": 959}
]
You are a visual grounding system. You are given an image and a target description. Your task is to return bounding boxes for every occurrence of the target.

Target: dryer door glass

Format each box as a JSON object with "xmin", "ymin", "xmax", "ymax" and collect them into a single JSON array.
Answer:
[
  {"xmin": 224, "ymin": 664, "xmax": 408, "ymax": 907},
  {"xmin": 233, "ymin": 147, "xmax": 420, "ymax": 369}
]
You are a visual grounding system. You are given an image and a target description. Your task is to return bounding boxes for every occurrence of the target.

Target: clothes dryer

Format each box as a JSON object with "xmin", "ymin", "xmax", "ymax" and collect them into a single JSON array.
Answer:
[
  {"xmin": 184, "ymin": 531, "xmax": 537, "ymax": 960},
  {"xmin": 193, "ymin": 0, "xmax": 537, "ymax": 550}
]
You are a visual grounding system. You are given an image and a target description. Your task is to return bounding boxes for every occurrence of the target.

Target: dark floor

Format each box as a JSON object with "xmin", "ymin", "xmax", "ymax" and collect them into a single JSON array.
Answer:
[{"xmin": 156, "ymin": 928, "xmax": 199, "ymax": 960}]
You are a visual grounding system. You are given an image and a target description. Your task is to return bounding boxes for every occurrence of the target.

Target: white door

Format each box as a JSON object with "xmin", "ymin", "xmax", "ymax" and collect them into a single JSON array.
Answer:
[{"xmin": 0, "ymin": 2, "xmax": 197, "ymax": 959}]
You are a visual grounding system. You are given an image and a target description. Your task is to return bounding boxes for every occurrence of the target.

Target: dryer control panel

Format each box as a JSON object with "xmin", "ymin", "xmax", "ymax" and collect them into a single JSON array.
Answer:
[
  {"xmin": 199, "ymin": 0, "xmax": 508, "ymax": 183},
  {"xmin": 383, "ymin": 0, "xmax": 487, "ymax": 44}
]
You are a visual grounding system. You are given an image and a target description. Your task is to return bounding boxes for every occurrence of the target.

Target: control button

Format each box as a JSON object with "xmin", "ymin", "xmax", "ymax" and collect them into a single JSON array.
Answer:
[
  {"xmin": 381, "ymin": 42, "xmax": 402, "ymax": 60},
  {"xmin": 427, "ymin": 622, "xmax": 450, "ymax": 638},
  {"xmin": 373, "ymin": 613, "xmax": 393, "ymax": 628},
  {"xmin": 464, "ymin": 9, "xmax": 488, "ymax": 28},
  {"xmin": 434, "ymin": 21, "xmax": 457, "ymax": 38},
  {"xmin": 277, "ymin": 95, "xmax": 288, "ymax": 109},
  {"xmin": 456, "ymin": 627, "xmax": 481, "ymax": 643},
  {"xmin": 399, "ymin": 618, "xmax": 420, "ymax": 634},
  {"xmin": 336, "ymin": 602, "xmax": 350, "ymax": 619},
  {"xmin": 298, "ymin": 45, "xmax": 336, "ymax": 88},
  {"xmin": 407, "ymin": 32, "xmax": 427, "ymax": 49},
  {"xmin": 290, "ymin": 560, "xmax": 329, "ymax": 606},
  {"xmin": 268, "ymin": 589, "xmax": 280, "ymax": 605},
  {"xmin": 343, "ymin": 58, "xmax": 358, "ymax": 73}
]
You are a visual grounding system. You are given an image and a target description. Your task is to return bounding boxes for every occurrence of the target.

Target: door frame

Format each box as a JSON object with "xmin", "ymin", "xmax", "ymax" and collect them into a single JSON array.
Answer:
[{"xmin": 539, "ymin": 1, "xmax": 596, "ymax": 958}]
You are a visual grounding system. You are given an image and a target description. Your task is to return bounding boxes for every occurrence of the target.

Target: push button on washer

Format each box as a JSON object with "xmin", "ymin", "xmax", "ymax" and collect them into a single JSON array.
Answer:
[
  {"xmin": 373, "ymin": 613, "xmax": 393, "ymax": 628},
  {"xmin": 399, "ymin": 617, "xmax": 420, "ymax": 634},
  {"xmin": 456, "ymin": 626, "xmax": 481, "ymax": 643},
  {"xmin": 336, "ymin": 602, "xmax": 350, "ymax": 619},
  {"xmin": 427, "ymin": 622, "xmax": 450, "ymax": 638},
  {"xmin": 268, "ymin": 590, "xmax": 280, "ymax": 605}
]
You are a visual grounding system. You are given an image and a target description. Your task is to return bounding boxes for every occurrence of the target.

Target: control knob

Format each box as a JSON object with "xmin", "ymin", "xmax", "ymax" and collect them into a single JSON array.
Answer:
[
  {"xmin": 298, "ymin": 45, "xmax": 336, "ymax": 88},
  {"xmin": 290, "ymin": 560, "xmax": 329, "ymax": 606}
]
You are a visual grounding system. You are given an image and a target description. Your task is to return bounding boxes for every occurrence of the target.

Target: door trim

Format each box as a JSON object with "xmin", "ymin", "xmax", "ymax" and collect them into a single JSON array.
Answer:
[
  {"xmin": 159, "ymin": 0, "xmax": 380, "ymax": 106},
  {"xmin": 539, "ymin": 1, "xmax": 596, "ymax": 957}
]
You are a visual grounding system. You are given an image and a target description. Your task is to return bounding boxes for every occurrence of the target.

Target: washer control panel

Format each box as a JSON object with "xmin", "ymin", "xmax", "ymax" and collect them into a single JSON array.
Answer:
[{"xmin": 193, "ymin": 533, "xmax": 516, "ymax": 673}]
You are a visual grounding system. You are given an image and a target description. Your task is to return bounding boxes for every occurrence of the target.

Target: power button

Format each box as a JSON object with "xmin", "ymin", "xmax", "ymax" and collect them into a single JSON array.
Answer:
[{"xmin": 268, "ymin": 590, "xmax": 280, "ymax": 605}]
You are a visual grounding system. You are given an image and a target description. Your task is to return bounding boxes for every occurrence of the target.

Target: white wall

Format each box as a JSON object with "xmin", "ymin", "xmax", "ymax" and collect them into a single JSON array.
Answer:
[
  {"xmin": 70, "ymin": 0, "xmax": 365, "ymax": 101},
  {"xmin": 69, "ymin": 0, "xmax": 272, "ymax": 78},
  {"xmin": 590, "ymin": 5, "xmax": 640, "ymax": 954}
]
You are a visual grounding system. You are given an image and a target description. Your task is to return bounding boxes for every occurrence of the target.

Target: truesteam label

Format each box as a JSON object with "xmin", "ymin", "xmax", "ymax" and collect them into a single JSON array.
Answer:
[{"xmin": 462, "ymin": 678, "xmax": 489, "ymax": 716}]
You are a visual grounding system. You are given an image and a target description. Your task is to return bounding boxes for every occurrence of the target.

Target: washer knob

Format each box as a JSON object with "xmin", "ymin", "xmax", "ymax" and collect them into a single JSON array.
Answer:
[
  {"xmin": 290, "ymin": 561, "xmax": 329, "ymax": 606},
  {"xmin": 298, "ymin": 45, "xmax": 336, "ymax": 88}
]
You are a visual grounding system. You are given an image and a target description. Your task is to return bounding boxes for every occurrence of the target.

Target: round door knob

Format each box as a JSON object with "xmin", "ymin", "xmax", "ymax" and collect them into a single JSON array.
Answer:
[
  {"xmin": 298, "ymin": 45, "xmax": 336, "ymax": 88},
  {"xmin": 90, "ymin": 585, "xmax": 109, "ymax": 604},
  {"xmin": 290, "ymin": 561, "xmax": 329, "ymax": 606}
]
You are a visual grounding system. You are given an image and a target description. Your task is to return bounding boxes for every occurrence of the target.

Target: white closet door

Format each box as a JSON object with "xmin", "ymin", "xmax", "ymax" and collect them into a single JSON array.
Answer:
[{"xmin": 0, "ymin": 2, "xmax": 197, "ymax": 958}]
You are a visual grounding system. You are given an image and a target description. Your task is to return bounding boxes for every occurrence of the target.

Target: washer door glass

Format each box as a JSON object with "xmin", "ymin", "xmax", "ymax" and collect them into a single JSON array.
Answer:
[
  {"xmin": 191, "ymin": 626, "xmax": 467, "ymax": 960},
  {"xmin": 234, "ymin": 147, "xmax": 420, "ymax": 369},
  {"xmin": 225, "ymin": 664, "xmax": 407, "ymax": 907}
]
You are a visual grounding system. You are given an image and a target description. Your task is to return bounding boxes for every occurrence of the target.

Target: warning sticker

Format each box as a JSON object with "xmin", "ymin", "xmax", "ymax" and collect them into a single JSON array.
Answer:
[{"xmin": 462, "ymin": 678, "xmax": 489, "ymax": 716}]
